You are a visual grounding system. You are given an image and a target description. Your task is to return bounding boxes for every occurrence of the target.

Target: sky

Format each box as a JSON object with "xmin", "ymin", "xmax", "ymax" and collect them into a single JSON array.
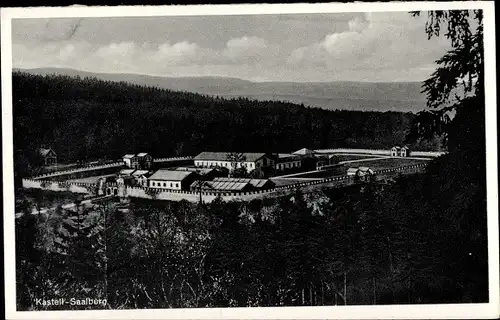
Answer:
[{"xmin": 12, "ymin": 11, "xmax": 452, "ymax": 82}]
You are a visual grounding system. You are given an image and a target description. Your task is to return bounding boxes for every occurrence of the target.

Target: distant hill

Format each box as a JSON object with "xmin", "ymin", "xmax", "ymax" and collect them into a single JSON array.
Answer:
[
  {"xmin": 16, "ymin": 67, "xmax": 427, "ymax": 113},
  {"xmin": 13, "ymin": 71, "xmax": 422, "ymax": 181}
]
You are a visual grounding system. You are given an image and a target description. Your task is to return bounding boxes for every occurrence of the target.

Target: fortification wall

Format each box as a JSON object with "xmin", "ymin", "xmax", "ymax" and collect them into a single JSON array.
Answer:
[
  {"xmin": 153, "ymin": 156, "xmax": 194, "ymax": 163},
  {"xmin": 315, "ymin": 148, "xmax": 391, "ymax": 155},
  {"xmin": 314, "ymin": 148, "xmax": 446, "ymax": 158},
  {"xmin": 125, "ymin": 163, "xmax": 427, "ymax": 203},
  {"xmin": 31, "ymin": 162, "xmax": 125, "ymax": 180},
  {"xmin": 410, "ymin": 151, "xmax": 446, "ymax": 157},
  {"xmin": 22, "ymin": 178, "xmax": 96, "ymax": 194}
]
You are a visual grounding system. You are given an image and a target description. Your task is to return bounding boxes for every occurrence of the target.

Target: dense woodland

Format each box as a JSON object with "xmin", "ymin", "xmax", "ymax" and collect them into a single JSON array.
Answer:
[
  {"xmin": 12, "ymin": 71, "xmax": 444, "ymax": 183},
  {"xmin": 15, "ymin": 155, "xmax": 487, "ymax": 309},
  {"xmin": 14, "ymin": 9, "xmax": 488, "ymax": 309}
]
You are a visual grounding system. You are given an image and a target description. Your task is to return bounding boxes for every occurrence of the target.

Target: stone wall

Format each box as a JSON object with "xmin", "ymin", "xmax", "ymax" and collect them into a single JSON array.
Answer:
[
  {"xmin": 31, "ymin": 162, "xmax": 125, "ymax": 180},
  {"xmin": 314, "ymin": 148, "xmax": 446, "ymax": 158},
  {"xmin": 22, "ymin": 178, "xmax": 96, "ymax": 194},
  {"xmin": 124, "ymin": 163, "xmax": 428, "ymax": 203}
]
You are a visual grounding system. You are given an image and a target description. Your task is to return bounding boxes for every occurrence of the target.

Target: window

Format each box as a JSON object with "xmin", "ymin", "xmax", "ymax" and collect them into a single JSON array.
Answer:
[
  {"xmin": 170, "ymin": 183, "xmax": 173, "ymax": 188},
  {"xmin": 152, "ymin": 182, "xmax": 155, "ymax": 186},
  {"xmin": 249, "ymin": 163, "xmax": 253, "ymax": 168},
  {"xmin": 176, "ymin": 183, "xmax": 179, "ymax": 188},
  {"xmin": 163, "ymin": 182, "xmax": 166, "ymax": 187}
]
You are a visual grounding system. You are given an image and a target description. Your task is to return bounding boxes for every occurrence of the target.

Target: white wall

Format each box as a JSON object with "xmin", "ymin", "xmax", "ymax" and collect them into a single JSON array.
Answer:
[
  {"xmin": 194, "ymin": 160, "xmax": 259, "ymax": 171},
  {"xmin": 276, "ymin": 160, "xmax": 301, "ymax": 170},
  {"xmin": 149, "ymin": 179, "xmax": 182, "ymax": 190},
  {"xmin": 315, "ymin": 148, "xmax": 446, "ymax": 158},
  {"xmin": 22, "ymin": 179, "xmax": 93, "ymax": 194}
]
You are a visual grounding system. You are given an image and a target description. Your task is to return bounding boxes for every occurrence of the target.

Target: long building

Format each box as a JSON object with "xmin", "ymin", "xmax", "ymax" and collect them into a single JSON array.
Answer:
[
  {"xmin": 148, "ymin": 170, "xmax": 198, "ymax": 190},
  {"xmin": 190, "ymin": 177, "xmax": 275, "ymax": 192},
  {"xmin": 194, "ymin": 152, "xmax": 275, "ymax": 172}
]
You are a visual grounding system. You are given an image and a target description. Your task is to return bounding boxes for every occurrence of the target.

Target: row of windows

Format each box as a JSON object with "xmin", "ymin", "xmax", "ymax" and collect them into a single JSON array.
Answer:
[
  {"xmin": 150, "ymin": 181, "xmax": 180, "ymax": 188},
  {"xmin": 195, "ymin": 161, "xmax": 257, "ymax": 168},
  {"xmin": 277, "ymin": 161, "xmax": 301, "ymax": 170}
]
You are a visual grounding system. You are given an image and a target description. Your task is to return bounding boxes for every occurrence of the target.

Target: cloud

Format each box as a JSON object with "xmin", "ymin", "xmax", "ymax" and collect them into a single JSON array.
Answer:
[
  {"xmin": 222, "ymin": 36, "xmax": 267, "ymax": 60},
  {"xmin": 287, "ymin": 12, "xmax": 450, "ymax": 75},
  {"xmin": 347, "ymin": 16, "xmax": 369, "ymax": 33},
  {"xmin": 12, "ymin": 12, "xmax": 453, "ymax": 82}
]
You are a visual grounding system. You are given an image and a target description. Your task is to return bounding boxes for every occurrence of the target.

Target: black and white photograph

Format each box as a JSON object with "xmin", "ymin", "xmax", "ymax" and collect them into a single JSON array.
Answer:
[{"xmin": 2, "ymin": 2, "xmax": 499, "ymax": 319}]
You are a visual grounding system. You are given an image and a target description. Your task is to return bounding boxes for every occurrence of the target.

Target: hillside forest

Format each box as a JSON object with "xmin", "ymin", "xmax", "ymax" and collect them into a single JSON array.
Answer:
[
  {"xmin": 13, "ymin": 9, "xmax": 488, "ymax": 310},
  {"xmin": 12, "ymin": 71, "xmax": 442, "ymax": 184}
]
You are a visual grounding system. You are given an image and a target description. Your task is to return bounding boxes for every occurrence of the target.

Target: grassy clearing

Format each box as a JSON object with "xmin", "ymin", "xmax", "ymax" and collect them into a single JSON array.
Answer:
[
  {"xmin": 332, "ymin": 154, "xmax": 382, "ymax": 162},
  {"xmin": 347, "ymin": 158, "xmax": 430, "ymax": 171}
]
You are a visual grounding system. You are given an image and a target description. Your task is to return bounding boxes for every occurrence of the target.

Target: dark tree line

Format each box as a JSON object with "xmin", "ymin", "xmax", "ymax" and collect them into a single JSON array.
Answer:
[
  {"xmin": 13, "ymin": 8, "xmax": 488, "ymax": 310},
  {"xmin": 12, "ymin": 71, "xmax": 436, "ymax": 184},
  {"xmin": 15, "ymin": 171, "xmax": 488, "ymax": 310}
]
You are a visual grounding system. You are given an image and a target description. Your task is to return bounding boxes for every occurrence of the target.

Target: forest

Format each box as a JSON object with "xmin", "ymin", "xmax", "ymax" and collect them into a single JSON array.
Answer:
[
  {"xmin": 14, "ymin": 9, "xmax": 488, "ymax": 310},
  {"xmin": 15, "ymin": 155, "xmax": 488, "ymax": 309},
  {"xmin": 12, "ymin": 70, "xmax": 443, "ymax": 183}
]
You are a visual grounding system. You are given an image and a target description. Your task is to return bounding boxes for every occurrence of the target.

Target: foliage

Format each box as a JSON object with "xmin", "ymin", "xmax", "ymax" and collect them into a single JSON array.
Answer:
[
  {"xmin": 407, "ymin": 10, "xmax": 484, "ymax": 150},
  {"xmin": 13, "ymin": 71, "xmax": 417, "ymax": 185},
  {"xmin": 15, "ymin": 175, "xmax": 488, "ymax": 309}
]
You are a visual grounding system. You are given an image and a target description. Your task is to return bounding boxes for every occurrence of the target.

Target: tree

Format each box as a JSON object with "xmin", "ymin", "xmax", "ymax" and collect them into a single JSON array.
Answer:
[
  {"xmin": 407, "ymin": 10, "xmax": 484, "ymax": 152},
  {"xmin": 404, "ymin": 9, "xmax": 488, "ymax": 303},
  {"xmin": 226, "ymin": 153, "xmax": 247, "ymax": 177}
]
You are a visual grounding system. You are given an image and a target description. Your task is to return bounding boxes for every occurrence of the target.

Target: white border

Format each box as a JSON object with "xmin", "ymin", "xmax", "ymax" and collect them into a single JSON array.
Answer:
[{"xmin": 2, "ymin": 2, "xmax": 499, "ymax": 319}]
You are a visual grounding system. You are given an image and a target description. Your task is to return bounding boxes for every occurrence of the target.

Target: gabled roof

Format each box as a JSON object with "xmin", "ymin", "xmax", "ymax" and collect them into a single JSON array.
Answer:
[
  {"xmin": 292, "ymin": 148, "xmax": 316, "ymax": 155},
  {"xmin": 347, "ymin": 168, "xmax": 359, "ymax": 174},
  {"xmin": 123, "ymin": 154, "xmax": 136, "ymax": 159},
  {"xmin": 148, "ymin": 170, "xmax": 194, "ymax": 181},
  {"xmin": 131, "ymin": 170, "xmax": 150, "ymax": 177},
  {"xmin": 38, "ymin": 148, "xmax": 56, "ymax": 157},
  {"xmin": 213, "ymin": 177, "xmax": 273, "ymax": 188},
  {"xmin": 358, "ymin": 167, "xmax": 374, "ymax": 173},
  {"xmin": 119, "ymin": 169, "xmax": 136, "ymax": 176},
  {"xmin": 275, "ymin": 154, "xmax": 302, "ymax": 163},
  {"xmin": 194, "ymin": 152, "xmax": 267, "ymax": 162},
  {"xmin": 193, "ymin": 180, "xmax": 252, "ymax": 191},
  {"xmin": 137, "ymin": 152, "xmax": 150, "ymax": 157},
  {"xmin": 175, "ymin": 167, "xmax": 214, "ymax": 174},
  {"xmin": 391, "ymin": 146, "xmax": 401, "ymax": 150}
]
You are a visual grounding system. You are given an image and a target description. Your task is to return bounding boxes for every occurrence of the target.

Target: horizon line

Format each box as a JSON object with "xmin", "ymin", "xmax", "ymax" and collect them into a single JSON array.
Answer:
[{"xmin": 13, "ymin": 66, "xmax": 426, "ymax": 85}]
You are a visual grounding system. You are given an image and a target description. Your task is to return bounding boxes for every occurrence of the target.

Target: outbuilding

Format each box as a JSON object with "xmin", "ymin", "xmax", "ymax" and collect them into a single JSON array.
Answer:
[
  {"xmin": 194, "ymin": 152, "xmax": 275, "ymax": 172},
  {"xmin": 148, "ymin": 170, "xmax": 198, "ymax": 190},
  {"xmin": 38, "ymin": 148, "xmax": 57, "ymax": 166}
]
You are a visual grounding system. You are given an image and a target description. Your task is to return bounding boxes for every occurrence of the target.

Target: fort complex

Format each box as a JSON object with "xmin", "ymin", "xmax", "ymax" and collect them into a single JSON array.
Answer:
[{"xmin": 21, "ymin": 146, "xmax": 444, "ymax": 206}]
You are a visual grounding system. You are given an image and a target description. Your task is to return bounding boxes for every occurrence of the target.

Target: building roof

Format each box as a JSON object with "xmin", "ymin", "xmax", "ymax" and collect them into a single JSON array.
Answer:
[
  {"xmin": 358, "ymin": 167, "xmax": 374, "ymax": 173},
  {"xmin": 347, "ymin": 168, "xmax": 359, "ymax": 174},
  {"xmin": 131, "ymin": 170, "xmax": 150, "ymax": 177},
  {"xmin": 193, "ymin": 180, "xmax": 251, "ymax": 191},
  {"xmin": 137, "ymin": 152, "xmax": 150, "ymax": 157},
  {"xmin": 194, "ymin": 152, "xmax": 267, "ymax": 162},
  {"xmin": 292, "ymin": 148, "xmax": 316, "ymax": 155},
  {"xmin": 119, "ymin": 169, "xmax": 136, "ymax": 176},
  {"xmin": 275, "ymin": 154, "xmax": 302, "ymax": 163},
  {"xmin": 38, "ymin": 148, "xmax": 56, "ymax": 157},
  {"xmin": 213, "ymin": 177, "xmax": 273, "ymax": 188},
  {"xmin": 175, "ymin": 167, "xmax": 215, "ymax": 174},
  {"xmin": 148, "ymin": 170, "xmax": 194, "ymax": 181},
  {"xmin": 123, "ymin": 154, "xmax": 136, "ymax": 159}
]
